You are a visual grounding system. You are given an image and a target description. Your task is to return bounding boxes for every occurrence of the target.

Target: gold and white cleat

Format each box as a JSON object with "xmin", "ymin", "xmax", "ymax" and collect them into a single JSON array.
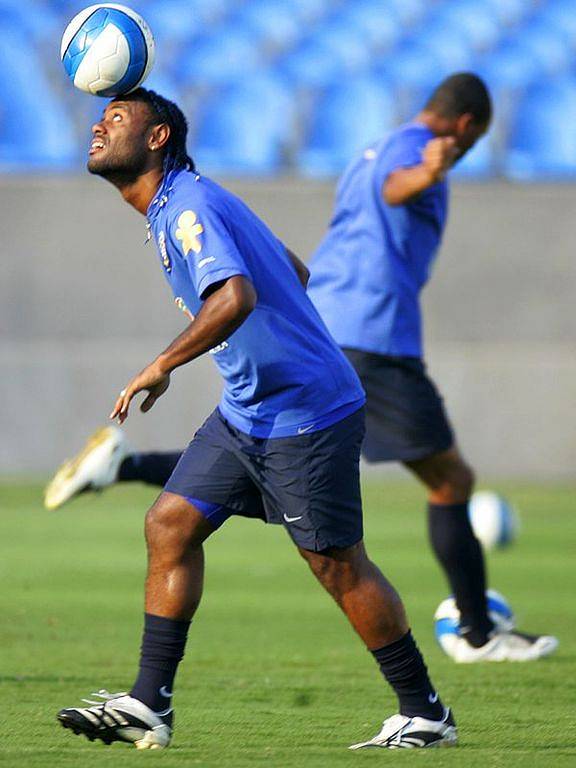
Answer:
[{"xmin": 44, "ymin": 426, "xmax": 129, "ymax": 510}]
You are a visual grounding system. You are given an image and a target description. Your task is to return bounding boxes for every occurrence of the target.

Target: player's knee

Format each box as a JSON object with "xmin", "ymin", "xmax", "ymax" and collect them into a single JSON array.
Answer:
[
  {"xmin": 299, "ymin": 543, "xmax": 364, "ymax": 594},
  {"xmin": 145, "ymin": 494, "xmax": 208, "ymax": 554},
  {"xmin": 434, "ymin": 458, "xmax": 475, "ymax": 502}
]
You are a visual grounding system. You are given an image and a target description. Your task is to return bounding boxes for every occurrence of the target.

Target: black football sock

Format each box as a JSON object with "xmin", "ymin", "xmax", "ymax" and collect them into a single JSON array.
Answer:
[
  {"xmin": 118, "ymin": 452, "xmax": 183, "ymax": 486},
  {"xmin": 428, "ymin": 502, "xmax": 494, "ymax": 647},
  {"xmin": 130, "ymin": 613, "xmax": 190, "ymax": 724},
  {"xmin": 371, "ymin": 631, "xmax": 445, "ymax": 720}
]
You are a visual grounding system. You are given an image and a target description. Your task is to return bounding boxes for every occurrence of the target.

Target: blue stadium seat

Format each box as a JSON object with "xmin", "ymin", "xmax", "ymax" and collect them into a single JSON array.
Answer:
[
  {"xmin": 477, "ymin": 0, "xmax": 530, "ymax": 26},
  {"xmin": 477, "ymin": 41, "xmax": 541, "ymax": 91},
  {"xmin": 283, "ymin": 0, "xmax": 331, "ymax": 23},
  {"xmin": 142, "ymin": 1, "xmax": 203, "ymax": 46},
  {"xmin": 233, "ymin": 0, "xmax": 301, "ymax": 50},
  {"xmin": 0, "ymin": 30, "xmax": 78, "ymax": 169},
  {"xmin": 332, "ymin": 1, "xmax": 402, "ymax": 51},
  {"xmin": 514, "ymin": 20, "xmax": 572, "ymax": 75},
  {"xmin": 425, "ymin": 1, "xmax": 501, "ymax": 52},
  {"xmin": 297, "ymin": 77, "xmax": 397, "ymax": 177},
  {"xmin": 175, "ymin": 29, "xmax": 264, "ymax": 87},
  {"xmin": 536, "ymin": 0, "xmax": 576, "ymax": 43},
  {"xmin": 192, "ymin": 81, "xmax": 291, "ymax": 175},
  {"xmin": 505, "ymin": 78, "xmax": 576, "ymax": 179},
  {"xmin": 386, "ymin": 0, "xmax": 427, "ymax": 27},
  {"xmin": 378, "ymin": 38, "xmax": 471, "ymax": 92}
]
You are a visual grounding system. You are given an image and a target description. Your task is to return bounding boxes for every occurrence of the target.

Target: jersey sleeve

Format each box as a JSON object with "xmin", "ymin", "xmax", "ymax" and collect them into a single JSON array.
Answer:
[
  {"xmin": 169, "ymin": 205, "xmax": 253, "ymax": 299},
  {"xmin": 378, "ymin": 130, "xmax": 428, "ymax": 179}
]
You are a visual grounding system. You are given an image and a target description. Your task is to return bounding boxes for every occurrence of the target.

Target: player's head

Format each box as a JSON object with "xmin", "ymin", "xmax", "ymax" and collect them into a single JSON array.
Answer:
[
  {"xmin": 423, "ymin": 73, "xmax": 492, "ymax": 158},
  {"xmin": 88, "ymin": 88, "xmax": 195, "ymax": 181}
]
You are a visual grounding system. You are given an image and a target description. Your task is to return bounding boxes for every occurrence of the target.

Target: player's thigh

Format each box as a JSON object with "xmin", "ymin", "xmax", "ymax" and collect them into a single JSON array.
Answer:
[
  {"xmin": 261, "ymin": 408, "xmax": 366, "ymax": 552},
  {"xmin": 145, "ymin": 491, "xmax": 218, "ymax": 551},
  {"xmin": 343, "ymin": 349, "xmax": 454, "ymax": 463},
  {"xmin": 164, "ymin": 408, "xmax": 266, "ymax": 530}
]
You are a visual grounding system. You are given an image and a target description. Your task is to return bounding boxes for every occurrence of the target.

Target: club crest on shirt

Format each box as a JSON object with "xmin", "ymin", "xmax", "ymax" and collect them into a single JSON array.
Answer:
[
  {"xmin": 174, "ymin": 296, "xmax": 195, "ymax": 322},
  {"xmin": 157, "ymin": 230, "xmax": 171, "ymax": 272},
  {"xmin": 176, "ymin": 211, "xmax": 204, "ymax": 256}
]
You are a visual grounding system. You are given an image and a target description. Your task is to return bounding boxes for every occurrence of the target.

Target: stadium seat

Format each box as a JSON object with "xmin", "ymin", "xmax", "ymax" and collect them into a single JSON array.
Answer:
[
  {"xmin": 386, "ymin": 0, "xmax": 427, "ymax": 27},
  {"xmin": 425, "ymin": 1, "xmax": 501, "ymax": 52},
  {"xmin": 332, "ymin": 0, "xmax": 402, "ymax": 51},
  {"xmin": 175, "ymin": 29, "xmax": 264, "ymax": 87},
  {"xmin": 536, "ymin": 0, "xmax": 576, "ymax": 44},
  {"xmin": 477, "ymin": 0, "xmax": 529, "ymax": 26},
  {"xmin": 0, "ymin": 31, "xmax": 78, "ymax": 169},
  {"xmin": 142, "ymin": 1, "xmax": 203, "ymax": 46},
  {"xmin": 477, "ymin": 41, "xmax": 542, "ymax": 91},
  {"xmin": 192, "ymin": 83, "xmax": 291, "ymax": 175},
  {"xmin": 505, "ymin": 78, "xmax": 576, "ymax": 179},
  {"xmin": 378, "ymin": 39, "xmax": 471, "ymax": 92},
  {"xmin": 233, "ymin": 0, "xmax": 301, "ymax": 51},
  {"xmin": 514, "ymin": 20, "xmax": 572, "ymax": 75},
  {"xmin": 278, "ymin": 35, "xmax": 365, "ymax": 89},
  {"xmin": 297, "ymin": 77, "xmax": 397, "ymax": 177}
]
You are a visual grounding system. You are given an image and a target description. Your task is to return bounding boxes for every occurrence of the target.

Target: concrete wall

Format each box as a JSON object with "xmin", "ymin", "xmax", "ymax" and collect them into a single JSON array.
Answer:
[{"xmin": 1, "ymin": 177, "xmax": 575, "ymax": 479}]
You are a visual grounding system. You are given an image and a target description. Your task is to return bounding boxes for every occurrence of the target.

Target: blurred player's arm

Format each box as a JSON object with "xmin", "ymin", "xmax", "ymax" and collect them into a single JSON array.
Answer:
[
  {"xmin": 111, "ymin": 275, "xmax": 257, "ymax": 423},
  {"xmin": 287, "ymin": 248, "xmax": 310, "ymax": 288},
  {"xmin": 383, "ymin": 136, "xmax": 459, "ymax": 206}
]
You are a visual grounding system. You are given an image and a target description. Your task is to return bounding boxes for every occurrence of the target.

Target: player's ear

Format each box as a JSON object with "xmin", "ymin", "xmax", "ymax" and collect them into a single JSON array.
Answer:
[
  {"xmin": 148, "ymin": 122, "xmax": 171, "ymax": 152},
  {"xmin": 455, "ymin": 113, "xmax": 474, "ymax": 134}
]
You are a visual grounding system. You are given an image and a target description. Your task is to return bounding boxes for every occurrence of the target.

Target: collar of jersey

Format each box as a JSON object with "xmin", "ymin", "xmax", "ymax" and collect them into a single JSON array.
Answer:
[{"xmin": 147, "ymin": 168, "xmax": 182, "ymax": 222}]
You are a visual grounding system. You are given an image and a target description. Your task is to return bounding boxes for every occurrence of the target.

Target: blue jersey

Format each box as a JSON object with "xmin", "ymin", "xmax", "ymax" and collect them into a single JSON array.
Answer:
[
  {"xmin": 147, "ymin": 169, "xmax": 364, "ymax": 438},
  {"xmin": 308, "ymin": 123, "xmax": 449, "ymax": 359}
]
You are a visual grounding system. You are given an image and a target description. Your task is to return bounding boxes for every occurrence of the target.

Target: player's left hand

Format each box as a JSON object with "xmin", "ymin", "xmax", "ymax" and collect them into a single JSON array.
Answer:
[{"xmin": 110, "ymin": 362, "xmax": 171, "ymax": 424}]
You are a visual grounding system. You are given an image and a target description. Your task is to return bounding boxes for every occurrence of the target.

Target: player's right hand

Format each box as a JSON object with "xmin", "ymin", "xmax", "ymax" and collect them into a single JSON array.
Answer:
[{"xmin": 422, "ymin": 137, "xmax": 459, "ymax": 183}]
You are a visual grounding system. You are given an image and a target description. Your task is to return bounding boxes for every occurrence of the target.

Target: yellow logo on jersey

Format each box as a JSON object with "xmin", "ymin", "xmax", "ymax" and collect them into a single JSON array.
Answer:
[{"xmin": 175, "ymin": 211, "xmax": 204, "ymax": 255}]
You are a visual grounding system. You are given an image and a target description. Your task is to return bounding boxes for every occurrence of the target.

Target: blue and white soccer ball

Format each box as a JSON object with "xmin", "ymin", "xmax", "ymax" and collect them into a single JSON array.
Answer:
[
  {"xmin": 61, "ymin": 4, "xmax": 155, "ymax": 97},
  {"xmin": 469, "ymin": 491, "xmax": 518, "ymax": 551},
  {"xmin": 434, "ymin": 589, "xmax": 515, "ymax": 656}
]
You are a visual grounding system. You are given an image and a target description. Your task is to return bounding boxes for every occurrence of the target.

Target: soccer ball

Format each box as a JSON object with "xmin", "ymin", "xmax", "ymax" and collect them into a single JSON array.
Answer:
[
  {"xmin": 434, "ymin": 589, "xmax": 515, "ymax": 656},
  {"xmin": 61, "ymin": 4, "xmax": 155, "ymax": 97},
  {"xmin": 469, "ymin": 491, "xmax": 519, "ymax": 550}
]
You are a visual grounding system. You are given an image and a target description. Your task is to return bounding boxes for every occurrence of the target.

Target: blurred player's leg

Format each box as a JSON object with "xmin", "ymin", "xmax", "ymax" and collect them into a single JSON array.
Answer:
[
  {"xmin": 118, "ymin": 451, "xmax": 183, "ymax": 486},
  {"xmin": 407, "ymin": 447, "xmax": 558, "ymax": 662}
]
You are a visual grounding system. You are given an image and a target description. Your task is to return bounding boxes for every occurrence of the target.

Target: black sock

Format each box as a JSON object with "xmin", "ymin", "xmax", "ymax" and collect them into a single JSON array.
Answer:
[
  {"xmin": 118, "ymin": 452, "xmax": 183, "ymax": 487},
  {"xmin": 130, "ymin": 613, "xmax": 190, "ymax": 723},
  {"xmin": 428, "ymin": 502, "xmax": 494, "ymax": 647},
  {"xmin": 371, "ymin": 631, "xmax": 445, "ymax": 720}
]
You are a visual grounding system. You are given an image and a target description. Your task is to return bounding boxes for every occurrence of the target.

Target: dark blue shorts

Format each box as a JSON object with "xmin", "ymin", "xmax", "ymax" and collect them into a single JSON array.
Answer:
[
  {"xmin": 165, "ymin": 407, "xmax": 365, "ymax": 552},
  {"xmin": 342, "ymin": 349, "xmax": 454, "ymax": 463}
]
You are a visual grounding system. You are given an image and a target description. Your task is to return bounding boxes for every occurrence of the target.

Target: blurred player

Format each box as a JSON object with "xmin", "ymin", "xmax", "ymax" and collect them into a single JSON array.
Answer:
[
  {"xmin": 56, "ymin": 89, "xmax": 457, "ymax": 750},
  {"xmin": 47, "ymin": 74, "xmax": 558, "ymax": 666}
]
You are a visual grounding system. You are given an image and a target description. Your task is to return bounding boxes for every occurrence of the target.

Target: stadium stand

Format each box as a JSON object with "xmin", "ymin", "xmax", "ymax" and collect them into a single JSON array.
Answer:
[{"xmin": 2, "ymin": 0, "xmax": 576, "ymax": 177}]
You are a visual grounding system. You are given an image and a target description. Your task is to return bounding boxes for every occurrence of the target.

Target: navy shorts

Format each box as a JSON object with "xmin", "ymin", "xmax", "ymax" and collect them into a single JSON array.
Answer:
[
  {"xmin": 342, "ymin": 349, "xmax": 454, "ymax": 463},
  {"xmin": 165, "ymin": 407, "xmax": 365, "ymax": 552}
]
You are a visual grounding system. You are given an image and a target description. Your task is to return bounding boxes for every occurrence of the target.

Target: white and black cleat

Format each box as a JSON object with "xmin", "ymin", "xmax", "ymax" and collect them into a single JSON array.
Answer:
[
  {"xmin": 349, "ymin": 707, "xmax": 457, "ymax": 750},
  {"xmin": 57, "ymin": 690, "xmax": 172, "ymax": 750},
  {"xmin": 44, "ymin": 426, "xmax": 129, "ymax": 510},
  {"xmin": 448, "ymin": 630, "xmax": 559, "ymax": 663}
]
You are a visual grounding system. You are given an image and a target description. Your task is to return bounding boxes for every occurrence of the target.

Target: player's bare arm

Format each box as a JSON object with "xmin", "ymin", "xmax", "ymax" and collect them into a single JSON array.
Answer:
[
  {"xmin": 383, "ymin": 137, "xmax": 459, "ymax": 206},
  {"xmin": 111, "ymin": 275, "xmax": 257, "ymax": 423},
  {"xmin": 287, "ymin": 248, "xmax": 310, "ymax": 288}
]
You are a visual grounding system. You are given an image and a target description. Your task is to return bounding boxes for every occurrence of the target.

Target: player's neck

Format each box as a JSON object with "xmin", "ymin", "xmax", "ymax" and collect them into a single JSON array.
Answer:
[
  {"xmin": 116, "ymin": 167, "xmax": 165, "ymax": 215},
  {"xmin": 415, "ymin": 111, "xmax": 455, "ymax": 138}
]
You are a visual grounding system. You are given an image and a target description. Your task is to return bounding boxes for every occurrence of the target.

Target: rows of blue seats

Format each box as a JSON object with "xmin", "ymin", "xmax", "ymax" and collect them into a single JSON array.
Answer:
[{"xmin": 1, "ymin": 0, "xmax": 576, "ymax": 177}]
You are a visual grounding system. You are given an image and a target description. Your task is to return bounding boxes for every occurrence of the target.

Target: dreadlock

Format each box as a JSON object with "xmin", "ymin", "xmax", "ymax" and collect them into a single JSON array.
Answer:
[{"xmin": 119, "ymin": 87, "xmax": 196, "ymax": 173}]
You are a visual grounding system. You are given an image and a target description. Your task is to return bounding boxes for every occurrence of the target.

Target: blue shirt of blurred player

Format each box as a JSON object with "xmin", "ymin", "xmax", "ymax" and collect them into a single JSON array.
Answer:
[
  {"xmin": 147, "ymin": 169, "xmax": 365, "ymax": 438},
  {"xmin": 308, "ymin": 123, "xmax": 448, "ymax": 359}
]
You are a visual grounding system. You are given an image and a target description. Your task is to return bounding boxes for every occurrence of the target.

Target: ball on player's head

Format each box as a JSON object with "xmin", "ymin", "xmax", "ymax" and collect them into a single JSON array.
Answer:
[
  {"xmin": 469, "ymin": 491, "xmax": 519, "ymax": 551},
  {"xmin": 61, "ymin": 4, "xmax": 155, "ymax": 97},
  {"xmin": 434, "ymin": 589, "xmax": 514, "ymax": 656}
]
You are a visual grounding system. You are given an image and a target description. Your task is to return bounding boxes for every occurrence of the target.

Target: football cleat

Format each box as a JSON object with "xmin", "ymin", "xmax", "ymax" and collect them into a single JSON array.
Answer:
[
  {"xmin": 44, "ymin": 426, "xmax": 129, "ymax": 510},
  {"xmin": 57, "ymin": 690, "xmax": 172, "ymax": 750},
  {"xmin": 349, "ymin": 707, "xmax": 457, "ymax": 750},
  {"xmin": 447, "ymin": 630, "xmax": 559, "ymax": 663}
]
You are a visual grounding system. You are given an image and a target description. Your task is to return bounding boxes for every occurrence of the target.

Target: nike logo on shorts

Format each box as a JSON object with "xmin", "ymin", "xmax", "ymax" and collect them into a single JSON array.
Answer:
[{"xmin": 283, "ymin": 514, "xmax": 303, "ymax": 523}]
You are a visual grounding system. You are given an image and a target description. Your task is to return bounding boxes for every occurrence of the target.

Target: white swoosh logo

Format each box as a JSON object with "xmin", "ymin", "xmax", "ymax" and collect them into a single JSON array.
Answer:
[
  {"xmin": 283, "ymin": 514, "xmax": 303, "ymax": 523},
  {"xmin": 428, "ymin": 692, "xmax": 439, "ymax": 704},
  {"xmin": 159, "ymin": 686, "xmax": 173, "ymax": 698},
  {"xmin": 297, "ymin": 425, "xmax": 315, "ymax": 434}
]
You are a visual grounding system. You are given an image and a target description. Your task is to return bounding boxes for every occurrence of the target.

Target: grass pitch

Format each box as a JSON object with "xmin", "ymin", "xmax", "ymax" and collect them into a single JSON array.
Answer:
[{"xmin": 0, "ymin": 480, "xmax": 574, "ymax": 767}]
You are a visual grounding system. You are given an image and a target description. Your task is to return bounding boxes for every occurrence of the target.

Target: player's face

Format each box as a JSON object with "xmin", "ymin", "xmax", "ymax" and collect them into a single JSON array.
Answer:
[
  {"xmin": 88, "ymin": 100, "xmax": 151, "ymax": 179},
  {"xmin": 453, "ymin": 117, "xmax": 489, "ymax": 160}
]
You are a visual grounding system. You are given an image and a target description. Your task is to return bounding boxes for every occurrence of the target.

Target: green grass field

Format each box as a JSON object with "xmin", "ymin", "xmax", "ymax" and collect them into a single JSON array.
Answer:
[{"xmin": 0, "ymin": 480, "xmax": 574, "ymax": 767}]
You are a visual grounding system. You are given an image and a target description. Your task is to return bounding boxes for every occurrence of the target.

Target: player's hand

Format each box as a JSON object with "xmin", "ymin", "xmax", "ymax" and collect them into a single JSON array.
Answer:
[
  {"xmin": 110, "ymin": 362, "xmax": 171, "ymax": 424},
  {"xmin": 422, "ymin": 137, "xmax": 459, "ymax": 183}
]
